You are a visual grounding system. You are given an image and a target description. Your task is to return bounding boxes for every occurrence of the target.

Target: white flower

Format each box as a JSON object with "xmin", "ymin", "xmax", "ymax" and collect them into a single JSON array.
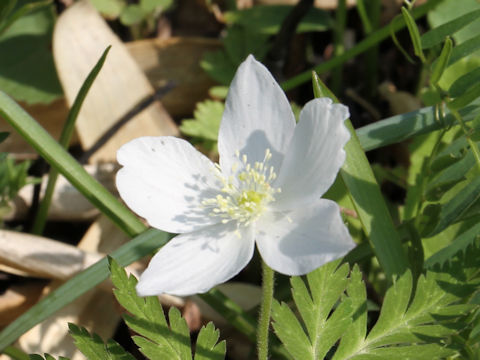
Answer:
[{"xmin": 116, "ymin": 55, "xmax": 355, "ymax": 297}]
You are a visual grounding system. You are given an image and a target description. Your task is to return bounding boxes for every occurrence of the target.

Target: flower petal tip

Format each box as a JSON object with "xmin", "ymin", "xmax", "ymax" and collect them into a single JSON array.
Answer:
[{"xmin": 135, "ymin": 280, "xmax": 156, "ymax": 297}]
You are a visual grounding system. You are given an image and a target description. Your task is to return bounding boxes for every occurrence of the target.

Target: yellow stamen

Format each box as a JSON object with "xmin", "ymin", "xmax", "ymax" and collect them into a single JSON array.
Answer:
[{"xmin": 202, "ymin": 149, "xmax": 281, "ymax": 228}]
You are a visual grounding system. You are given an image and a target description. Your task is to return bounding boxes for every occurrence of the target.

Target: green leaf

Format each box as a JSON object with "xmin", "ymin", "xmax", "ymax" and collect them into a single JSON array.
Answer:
[
  {"xmin": 119, "ymin": 4, "xmax": 146, "ymax": 25},
  {"xmin": 334, "ymin": 268, "xmax": 473, "ymax": 359},
  {"xmin": 208, "ymin": 86, "xmax": 228, "ymax": 100},
  {"xmin": 224, "ymin": 5, "xmax": 331, "ymax": 35},
  {"xmin": 431, "ymin": 131, "xmax": 474, "ymax": 171},
  {"xmin": 69, "ymin": 323, "xmax": 136, "ymax": 360},
  {"xmin": 194, "ymin": 323, "xmax": 226, "ymax": 360},
  {"xmin": 68, "ymin": 324, "xmax": 110, "ymax": 360},
  {"xmin": 0, "ymin": 0, "xmax": 62, "ymax": 104},
  {"xmin": 330, "ymin": 266, "xmax": 367, "ymax": 359},
  {"xmin": 425, "ymin": 149, "xmax": 476, "ymax": 200},
  {"xmin": 0, "ymin": 0, "xmax": 51, "ymax": 37},
  {"xmin": 449, "ymin": 67, "xmax": 480, "ymax": 97},
  {"xmin": 424, "ymin": 222, "xmax": 480, "ymax": 267},
  {"xmin": 403, "ymin": 131, "xmax": 444, "ymax": 220},
  {"xmin": 163, "ymin": 308, "xmax": 192, "ymax": 359},
  {"xmin": 272, "ymin": 261, "xmax": 353, "ymax": 360},
  {"xmin": 401, "ymin": 7, "xmax": 426, "ymax": 62},
  {"xmin": 105, "ymin": 339, "xmax": 136, "ymax": 360},
  {"xmin": 109, "ymin": 258, "xmax": 226, "ymax": 360},
  {"xmin": 223, "ymin": 27, "xmax": 269, "ymax": 71},
  {"xmin": 366, "ymin": 272, "xmax": 413, "ymax": 344},
  {"xmin": 180, "ymin": 100, "xmax": 224, "ymax": 141},
  {"xmin": 438, "ymin": 56, "xmax": 480, "ymax": 91},
  {"xmin": 141, "ymin": 0, "xmax": 172, "ymax": 12},
  {"xmin": 444, "ymin": 34, "xmax": 480, "ymax": 68},
  {"xmin": 90, "ymin": 0, "xmax": 126, "ymax": 18},
  {"xmin": 0, "ymin": 155, "xmax": 34, "ymax": 207},
  {"xmin": 201, "ymin": 50, "xmax": 237, "ymax": 85},
  {"xmin": 449, "ymin": 81, "xmax": 480, "ymax": 110},
  {"xmin": 428, "ymin": 0, "xmax": 480, "ymax": 50},
  {"xmin": 274, "ymin": 263, "xmax": 473, "ymax": 359},
  {"xmin": 430, "ymin": 37, "xmax": 452, "ymax": 86},
  {"xmin": 422, "ymin": 8, "xmax": 480, "ymax": 49},
  {"xmin": 356, "ymin": 99, "xmax": 480, "ymax": 152},
  {"xmin": 201, "ymin": 26, "xmax": 269, "ymax": 85},
  {"xmin": 29, "ymin": 355, "xmax": 44, "ymax": 360},
  {"xmin": 427, "ymin": 175, "xmax": 480, "ymax": 236}
]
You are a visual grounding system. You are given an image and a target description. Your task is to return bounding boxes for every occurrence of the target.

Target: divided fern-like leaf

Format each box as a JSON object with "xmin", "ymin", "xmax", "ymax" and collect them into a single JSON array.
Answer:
[
  {"xmin": 273, "ymin": 257, "xmax": 479, "ymax": 360},
  {"xmin": 194, "ymin": 323, "xmax": 225, "ymax": 360},
  {"xmin": 180, "ymin": 100, "xmax": 224, "ymax": 142},
  {"xmin": 271, "ymin": 260, "xmax": 353, "ymax": 360},
  {"xmin": 68, "ymin": 323, "xmax": 135, "ymax": 360},
  {"xmin": 330, "ymin": 266, "xmax": 367, "ymax": 359},
  {"xmin": 109, "ymin": 257, "xmax": 226, "ymax": 360}
]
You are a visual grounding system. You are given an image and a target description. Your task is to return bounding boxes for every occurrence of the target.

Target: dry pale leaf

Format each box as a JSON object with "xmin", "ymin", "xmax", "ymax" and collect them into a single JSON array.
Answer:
[{"xmin": 53, "ymin": 0, "xmax": 178, "ymax": 164}]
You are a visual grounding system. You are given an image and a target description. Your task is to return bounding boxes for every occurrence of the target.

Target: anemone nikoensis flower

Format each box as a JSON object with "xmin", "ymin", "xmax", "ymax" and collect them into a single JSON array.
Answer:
[{"xmin": 116, "ymin": 55, "xmax": 355, "ymax": 296}]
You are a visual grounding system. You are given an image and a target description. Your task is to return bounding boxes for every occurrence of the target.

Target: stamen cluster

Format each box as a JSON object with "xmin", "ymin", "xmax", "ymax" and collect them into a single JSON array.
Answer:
[{"xmin": 202, "ymin": 149, "xmax": 281, "ymax": 226}]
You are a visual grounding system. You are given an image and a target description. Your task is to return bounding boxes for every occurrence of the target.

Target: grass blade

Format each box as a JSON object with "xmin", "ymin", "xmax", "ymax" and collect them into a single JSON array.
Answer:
[
  {"xmin": 356, "ymin": 100, "xmax": 480, "ymax": 151},
  {"xmin": 313, "ymin": 73, "xmax": 408, "ymax": 278},
  {"xmin": 0, "ymin": 90, "xmax": 146, "ymax": 237},
  {"xmin": 0, "ymin": 0, "xmax": 51, "ymax": 36},
  {"xmin": 32, "ymin": 46, "xmax": 112, "ymax": 234}
]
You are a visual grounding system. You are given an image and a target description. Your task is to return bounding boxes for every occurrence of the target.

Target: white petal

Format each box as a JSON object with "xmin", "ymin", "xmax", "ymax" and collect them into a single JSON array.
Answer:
[
  {"xmin": 256, "ymin": 199, "xmax": 354, "ymax": 275},
  {"xmin": 218, "ymin": 55, "xmax": 295, "ymax": 175},
  {"xmin": 274, "ymin": 98, "xmax": 350, "ymax": 209},
  {"xmin": 117, "ymin": 136, "xmax": 222, "ymax": 233},
  {"xmin": 136, "ymin": 222, "xmax": 255, "ymax": 296}
]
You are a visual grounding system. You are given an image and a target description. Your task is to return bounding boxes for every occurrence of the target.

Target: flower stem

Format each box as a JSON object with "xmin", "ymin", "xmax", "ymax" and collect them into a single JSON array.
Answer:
[{"xmin": 257, "ymin": 260, "xmax": 275, "ymax": 360}]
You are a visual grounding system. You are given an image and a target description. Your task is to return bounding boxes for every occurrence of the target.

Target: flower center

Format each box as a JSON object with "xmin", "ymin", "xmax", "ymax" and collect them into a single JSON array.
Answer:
[{"xmin": 202, "ymin": 149, "xmax": 281, "ymax": 226}]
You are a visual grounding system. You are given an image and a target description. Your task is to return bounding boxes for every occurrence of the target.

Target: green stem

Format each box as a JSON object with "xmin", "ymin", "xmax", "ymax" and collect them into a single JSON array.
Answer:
[
  {"xmin": 257, "ymin": 261, "xmax": 275, "ymax": 360},
  {"xmin": 364, "ymin": 0, "xmax": 380, "ymax": 97},
  {"xmin": 281, "ymin": 0, "xmax": 442, "ymax": 91},
  {"xmin": 331, "ymin": 0, "xmax": 346, "ymax": 94},
  {"xmin": 356, "ymin": 0, "xmax": 373, "ymax": 33}
]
